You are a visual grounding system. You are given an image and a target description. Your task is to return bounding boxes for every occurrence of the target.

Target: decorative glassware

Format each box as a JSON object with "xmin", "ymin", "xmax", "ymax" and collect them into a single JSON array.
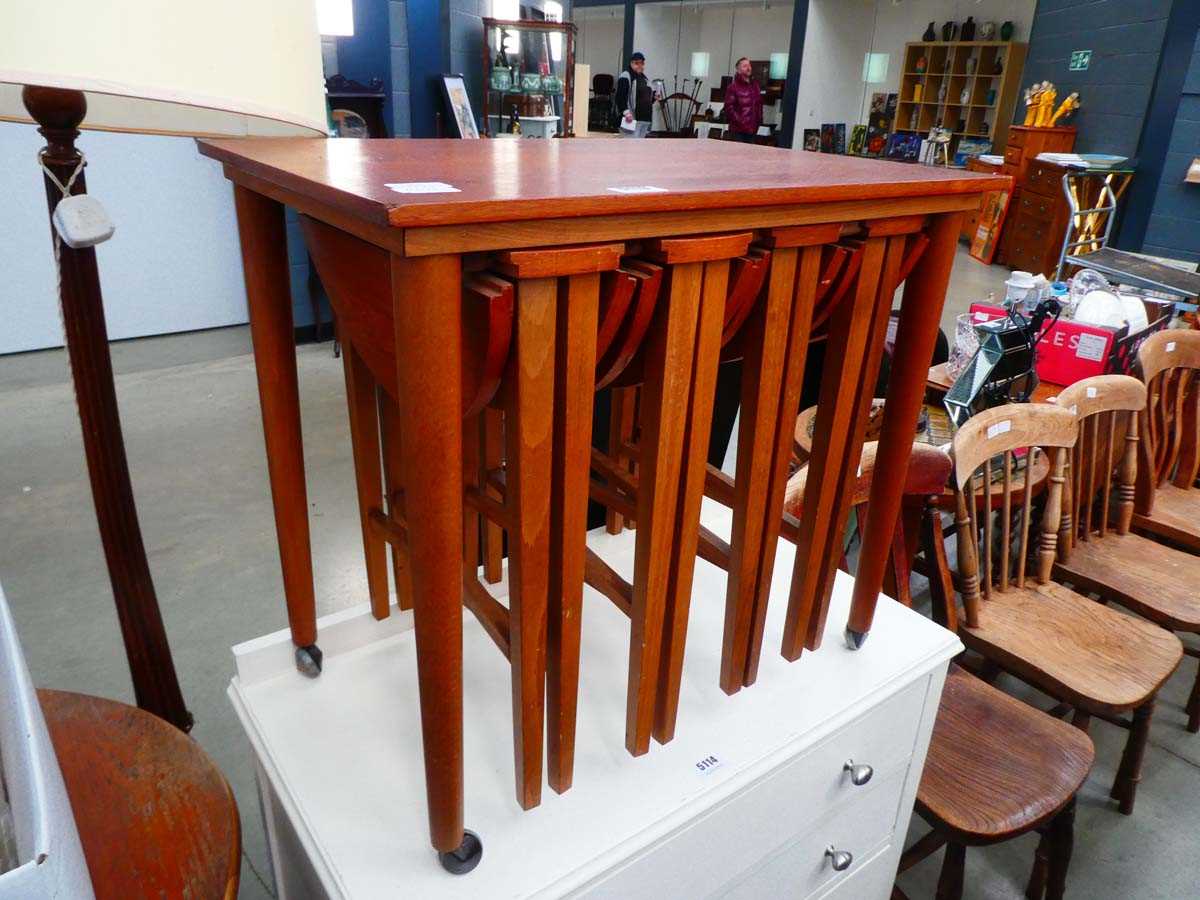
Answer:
[
  {"xmin": 490, "ymin": 67, "xmax": 513, "ymax": 92},
  {"xmin": 948, "ymin": 313, "xmax": 981, "ymax": 379},
  {"xmin": 521, "ymin": 71, "xmax": 542, "ymax": 94}
]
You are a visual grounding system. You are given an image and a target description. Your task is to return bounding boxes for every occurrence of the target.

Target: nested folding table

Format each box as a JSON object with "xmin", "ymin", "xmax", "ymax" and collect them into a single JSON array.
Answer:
[{"xmin": 198, "ymin": 137, "xmax": 1006, "ymax": 867}]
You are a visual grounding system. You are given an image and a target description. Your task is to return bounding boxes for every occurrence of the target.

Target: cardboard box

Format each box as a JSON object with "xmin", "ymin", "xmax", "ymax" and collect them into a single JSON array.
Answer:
[{"xmin": 968, "ymin": 297, "xmax": 1173, "ymax": 387}]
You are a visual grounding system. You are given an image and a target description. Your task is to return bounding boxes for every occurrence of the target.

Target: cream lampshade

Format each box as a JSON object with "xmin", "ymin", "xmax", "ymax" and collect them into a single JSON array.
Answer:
[
  {"xmin": 0, "ymin": 0, "xmax": 327, "ymax": 733},
  {"xmin": 0, "ymin": 0, "xmax": 327, "ymax": 136}
]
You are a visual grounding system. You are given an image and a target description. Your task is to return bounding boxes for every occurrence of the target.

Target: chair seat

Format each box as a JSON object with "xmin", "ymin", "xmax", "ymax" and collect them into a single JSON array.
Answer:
[
  {"xmin": 38, "ymin": 689, "xmax": 240, "ymax": 900},
  {"xmin": 1056, "ymin": 531, "xmax": 1200, "ymax": 631},
  {"xmin": 960, "ymin": 581, "xmax": 1183, "ymax": 715},
  {"xmin": 1133, "ymin": 483, "xmax": 1200, "ymax": 552},
  {"xmin": 917, "ymin": 667, "xmax": 1093, "ymax": 845}
]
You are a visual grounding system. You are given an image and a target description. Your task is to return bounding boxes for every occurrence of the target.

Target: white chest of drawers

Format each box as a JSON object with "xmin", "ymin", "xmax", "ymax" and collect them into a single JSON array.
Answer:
[{"xmin": 230, "ymin": 500, "xmax": 961, "ymax": 899}]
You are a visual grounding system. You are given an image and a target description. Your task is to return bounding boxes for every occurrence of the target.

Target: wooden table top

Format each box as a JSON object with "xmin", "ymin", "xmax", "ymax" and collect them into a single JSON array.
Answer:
[{"xmin": 196, "ymin": 138, "xmax": 1011, "ymax": 229}]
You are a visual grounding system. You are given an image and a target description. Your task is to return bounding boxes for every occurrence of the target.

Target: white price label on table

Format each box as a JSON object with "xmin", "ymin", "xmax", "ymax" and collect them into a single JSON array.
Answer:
[
  {"xmin": 385, "ymin": 182, "xmax": 461, "ymax": 193},
  {"xmin": 607, "ymin": 185, "xmax": 668, "ymax": 194}
]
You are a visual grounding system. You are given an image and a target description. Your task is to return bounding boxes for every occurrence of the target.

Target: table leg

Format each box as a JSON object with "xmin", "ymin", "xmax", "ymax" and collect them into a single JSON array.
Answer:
[
  {"xmin": 378, "ymin": 399, "xmax": 414, "ymax": 611},
  {"xmin": 718, "ymin": 248, "xmax": 795, "ymax": 696},
  {"xmin": 655, "ymin": 258, "xmax": 731, "ymax": 742},
  {"xmin": 627, "ymin": 262, "xmax": 702, "ymax": 755},
  {"xmin": 548, "ymin": 273, "xmax": 601, "ymax": 793},
  {"xmin": 481, "ymin": 409, "xmax": 505, "ymax": 584},
  {"xmin": 781, "ymin": 236, "xmax": 888, "ymax": 661},
  {"xmin": 503, "ymin": 276, "xmax": 556, "ymax": 810},
  {"xmin": 846, "ymin": 212, "xmax": 961, "ymax": 647},
  {"xmin": 390, "ymin": 253, "xmax": 476, "ymax": 867},
  {"xmin": 233, "ymin": 186, "xmax": 318, "ymax": 667}
]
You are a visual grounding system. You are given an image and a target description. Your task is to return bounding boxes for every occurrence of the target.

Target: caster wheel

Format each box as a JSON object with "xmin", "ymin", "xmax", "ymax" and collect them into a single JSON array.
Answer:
[
  {"xmin": 295, "ymin": 644, "xmax": 323, "ymax": 678},
  {"xmin": 843, "ymin": 628, "xmax": 868, "ymax": 651},
  {"xmin": 438, "ymin": 829, "xmax": 483, "ymax": 875}
]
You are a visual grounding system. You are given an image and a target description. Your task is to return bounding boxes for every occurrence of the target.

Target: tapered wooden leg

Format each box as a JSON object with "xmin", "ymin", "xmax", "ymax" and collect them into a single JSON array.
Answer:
[
  {"xmin": 391, "ymin": 253, "xmax": 467, "ymax": 854},
  {"xmin": 1044, "ymin": 798, "xmax": 1076, "ymax": 900},
  {"xmin": 548, "ymin": 273, "xmax": 601, "ymax": 792},
  {"xmin": 782, "ymin": 236, "xmax": 889, "ymax": 660},
  {"xmin": 935, "ymin": 842, "xmax": 966, "ymax": 900},
  {"xmin": 234, "ymin": 185, "xmax": 317, "ymax": 651},
  {"xmin": 482, "ymin": 408, "xmax": 505, "ymax": 584},
  {"xmin": 719, "ymin": 250, "xmax": 793, "ymax": 696},
  {"xmin": 342, "ymin": 345, "xmax": 390, "ymax": 620},
  {"xmin": 626, "ymin": 263, "xmax": 702, "ymax": 755},
  {"xmin": 606, "ymin": 386, "xmax": 637, "ymax": 533},
  {"xmin": 1025, "ymin": 832, "xmax": 1049, "ymax": 900},
  {"xmin": 743, "ymin": 242, "xmax": 820, "ymax": 686},
  {"xmin": 847, "ymin": 213, "xmax": 962, "ymax": 648},
  {"xmin": 503, "ymin": 276, "xmax": 556, "ymax": 808},
  {"xmin": 1187, "ymin": 661, "xmax": 1200, "ymax": 734},
  {"xmin": 655, "ymin": 258, "xmax": 731, "ymax": 742},
  {"xmin": 1112, "ymin": 698, "xmax": 1154, "ymax": 815},
  {"xmin": 378, "ymin": 399, "xmax": 413, "ymax": 611}
]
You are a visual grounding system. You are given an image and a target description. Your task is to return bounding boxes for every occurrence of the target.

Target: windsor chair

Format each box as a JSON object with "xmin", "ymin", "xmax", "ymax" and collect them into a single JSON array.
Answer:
[
  {"xmin": 949, "ymin": 403, "xmax": 1181, "ymax": 815},
  {"xmin": 1132, "ymin": 329, "xmax": 1200, "ymax": 553},
  {"xmin": 787, "ymin": 443, "xmax": 1093, "ymax": 900},
  {"xmin": 1051, "ymin": 373, "xmax": 1200, "ymax": 733}
]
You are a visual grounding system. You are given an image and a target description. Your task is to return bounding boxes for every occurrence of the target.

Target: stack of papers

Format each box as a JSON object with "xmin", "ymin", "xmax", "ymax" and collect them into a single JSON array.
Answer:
[{"xmin": 1037, "ymin": 152, "xmax": 1089, "ymax": 167}]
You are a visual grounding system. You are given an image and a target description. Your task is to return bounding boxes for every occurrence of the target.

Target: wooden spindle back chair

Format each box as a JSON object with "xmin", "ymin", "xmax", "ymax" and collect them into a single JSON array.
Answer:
[
  {"xmin": 949, "ymin": 402, "xmax": 1181, "ymax": 815},
  {"xmin": 829, "ymin": 442, "xmax": 1092, "ymax": 900},
  {"xmin": 1133, "ymin": 329, "xmax": 1200, "ymax": 552},
  {"xmin": 1053, "ymin": 374, "xmax": 1200, "ymax": 733}
]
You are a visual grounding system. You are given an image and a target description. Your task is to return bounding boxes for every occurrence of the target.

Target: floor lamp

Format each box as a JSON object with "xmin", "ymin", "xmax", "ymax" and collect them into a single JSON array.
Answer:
[{"xmin": 0, "ymin": 3, "xmax": 328, "ymax": 730}]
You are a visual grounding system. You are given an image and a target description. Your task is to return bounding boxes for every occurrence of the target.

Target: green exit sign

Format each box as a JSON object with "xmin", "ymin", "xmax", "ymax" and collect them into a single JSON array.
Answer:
[{"xmin": 1069, "ymin": 49, "xmax": 1092, "ymax": 71}]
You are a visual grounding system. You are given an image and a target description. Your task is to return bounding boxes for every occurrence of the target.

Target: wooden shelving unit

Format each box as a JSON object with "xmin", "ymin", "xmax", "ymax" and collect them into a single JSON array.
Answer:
[{"xmin": 892, "ymin": 41, "xmax": 1027, "ymax": 163}]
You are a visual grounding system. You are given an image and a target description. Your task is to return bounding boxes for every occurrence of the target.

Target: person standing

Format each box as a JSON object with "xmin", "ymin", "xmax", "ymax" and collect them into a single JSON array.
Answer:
[
  {"xmin": 723, "ymin": 56, "xmax": 763, "ymax": 143},
  {"xmin": 616, "ymin": 51, "xmax": 654, "ymax": 138}
]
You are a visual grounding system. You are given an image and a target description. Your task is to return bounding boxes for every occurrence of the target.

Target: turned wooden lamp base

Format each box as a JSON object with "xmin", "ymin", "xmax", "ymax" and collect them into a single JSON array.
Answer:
[{"xmin": 22, "ymin": 85, "xmax": 191, "ymax": 732}]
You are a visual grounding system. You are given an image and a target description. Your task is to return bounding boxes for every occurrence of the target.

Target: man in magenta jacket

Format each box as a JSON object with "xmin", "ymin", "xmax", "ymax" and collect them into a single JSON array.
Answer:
[{"xmin": 723, "ymin": 57, "xmax": 763, "ymax": 143}]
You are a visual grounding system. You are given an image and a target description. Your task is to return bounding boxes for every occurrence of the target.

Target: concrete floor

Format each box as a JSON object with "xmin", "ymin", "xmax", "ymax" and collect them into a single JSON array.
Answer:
[{"xmin": 1, "ymin": 246, "xmax": 1197, "ymax": 899}]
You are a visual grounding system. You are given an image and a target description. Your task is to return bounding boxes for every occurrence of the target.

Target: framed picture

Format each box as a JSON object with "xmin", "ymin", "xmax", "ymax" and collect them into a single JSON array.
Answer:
[
  {"xmin": 803, "ymin": 128, "xmax": 821, "ymax": 152},
  {"xmin": 440, "ymin": 74, "xmax": 479, "ymax": 139},
  {"xmin": 820, "ymin": 123, "xmax": 835, "ymax": 153},
  {"xmin": 834, "ymin": 123, "xmax": 846, "ymax": 154},
  {"xmin": 970, "ymin": 188, "xmax": 1012, "ymax": 264},
  {"xmin": 848, "ymin": 124, "xmax": 867, "ymax": 156}
]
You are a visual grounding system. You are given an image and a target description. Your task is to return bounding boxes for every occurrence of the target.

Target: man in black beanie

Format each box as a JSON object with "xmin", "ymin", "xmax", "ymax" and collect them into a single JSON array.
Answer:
[{"xmin": 615, "ymin": 51, "xmax": 654, "ymax": 137}]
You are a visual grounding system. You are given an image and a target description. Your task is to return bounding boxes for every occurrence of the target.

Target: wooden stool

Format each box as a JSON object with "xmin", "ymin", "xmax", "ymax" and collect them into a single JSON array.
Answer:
[
  {"xmin": 307, "ymin": 216, "xmax": 627, "ymax": 812},
  {"xmin": 40, "ymin": 689, "xmax": 240, "ymax": 900}
]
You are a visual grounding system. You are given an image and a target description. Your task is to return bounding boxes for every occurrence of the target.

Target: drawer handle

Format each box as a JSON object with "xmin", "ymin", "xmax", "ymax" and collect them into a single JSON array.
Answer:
[
  {"xmin": 843, "ymin": 760, "xmax": 874, "ymax": 786},
  {"xmin": 825, "ymin": 846, "xmax": 854, "ymax": 872}
]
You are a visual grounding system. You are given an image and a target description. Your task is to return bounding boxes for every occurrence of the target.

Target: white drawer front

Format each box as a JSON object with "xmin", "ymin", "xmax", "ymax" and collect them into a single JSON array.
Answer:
[
  {"xmin": 716, "ymin": 768, "xmax": 906, "ymax": 899},
  {"xmin": 577, "ymin": 679, "xmax": 926, "ymax": 900},
  {"xmin": 813, "ymin": 844, "xmax": 895, "ymax": 899}
]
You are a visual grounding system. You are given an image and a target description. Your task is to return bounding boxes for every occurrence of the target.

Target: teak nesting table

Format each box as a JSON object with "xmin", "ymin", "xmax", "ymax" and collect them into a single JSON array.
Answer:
[{"xmin": 197, "ymin": 137, "xmax": 1006, "ymax": 870}]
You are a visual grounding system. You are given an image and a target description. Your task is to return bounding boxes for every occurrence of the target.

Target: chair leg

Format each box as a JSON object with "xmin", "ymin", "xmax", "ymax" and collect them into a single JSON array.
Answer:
[
  {"xmin": 1187, "ymin": 660, "xmax": 1200, "ymax": 734},
  {"xmin": 935, "ymin": 842, "xmax": 966, "ymax": 900},
  {"xmin": 378, "ymin": 397, "xmax": 413, "ymax": 611},
  {"xmin": 1044, "ymin": 797, "xmax": 1077, "ymax": 900},
  {"xmin": 342, "ymin": 345, "xmax": 390, "ymax": 620},
  {"xmin": 1111, "ymin": 699, "xmax": 1154, "ymax": 815},
  {"xmin": 1025, "ymin": 832, "xmax": 1049, "ymax": 900}
]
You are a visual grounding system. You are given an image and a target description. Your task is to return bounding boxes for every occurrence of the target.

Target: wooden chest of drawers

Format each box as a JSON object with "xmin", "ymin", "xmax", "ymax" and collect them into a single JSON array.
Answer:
[
  {"xmin": 232, "ymin": 500, "xmax": 961, "ymax": 899},
  {"xmin": 997, "ymin": 126, "xmax": 1077, "ymax": 276}
]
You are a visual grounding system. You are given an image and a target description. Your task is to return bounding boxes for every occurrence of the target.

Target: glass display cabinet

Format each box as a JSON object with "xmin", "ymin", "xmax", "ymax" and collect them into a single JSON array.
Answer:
[{"xmin": 482, "ymin": 17, "xmax": 576, "ymax": 138}]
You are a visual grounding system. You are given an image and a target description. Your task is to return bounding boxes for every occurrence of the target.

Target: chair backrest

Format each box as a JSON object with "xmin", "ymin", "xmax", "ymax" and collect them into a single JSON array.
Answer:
[
  {"xmin": 950, "ymin": 404, "xmax": 1076, "ymax": 628},
  {"xmin": 0, "ymin": 583, "xmax": 92, "ymax": 899},
  {"xmin": 592, "ymin": 73, "xmax": 614, "ymax": 96},
  {"xmin": 1053, "ymin": 375, "xmax": 1145, "ymax": 555},
  {"xmin": 1135, "ymin": 329, "xmax": 1200, "ymax": 508}
]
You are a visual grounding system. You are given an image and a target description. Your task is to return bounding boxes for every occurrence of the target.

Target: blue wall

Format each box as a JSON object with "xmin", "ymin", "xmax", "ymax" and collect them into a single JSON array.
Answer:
[
  {"xmin": 1020, "ymin": 0, "xmax": 1172, "ymax": 156},
  {"xmin": 1142, "ymin": 29, "xmax": 1200, "ymax": 262},
  {"xmin": 337, "ymin": 0, "xmax": 396, "ymax": 132}
]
